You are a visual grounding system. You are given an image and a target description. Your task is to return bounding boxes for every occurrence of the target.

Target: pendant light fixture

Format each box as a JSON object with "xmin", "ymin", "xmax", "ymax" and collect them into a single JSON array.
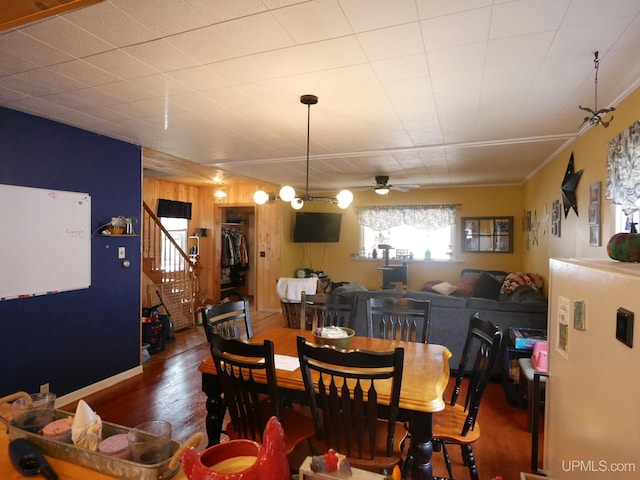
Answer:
[
  {"xmin": 579, "ymin": 51, "xmax": 615, "ymax": 129},
  {"xmin": 254, "ymin": 95, "xmax": 353, "ymax": 209}
]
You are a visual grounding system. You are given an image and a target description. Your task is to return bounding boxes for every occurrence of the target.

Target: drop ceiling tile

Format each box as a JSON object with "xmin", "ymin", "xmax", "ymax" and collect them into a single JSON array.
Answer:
[
  {"xmin": 371, "ymin": 53, "xmax": 429, "ymax": 83},
  {"xmin": 84, "ymin": 49, "xmax": 160, "ymax": 80},
  {"xmin": 167, "ymin": 65, "xmax": 230, "ymax": 91},
  {"xmin": 490, "ymin": 0, "xmax": 568, "ymax": 39},
  {"xmin": 62, "ymin": 1, "xmax": 157, "ymax": 46},
  {"xmin": 93, "ymin": 80, "xmax": 157, "ymax": 105},
  {"xmin": 20, "ymin": 16, "xmax": 113, "ymax": 58},
  {"xmin": 48, "ymin": 59, "xmax": 121, "ymax": 87},
  {"xmin": 0, "ymin": 49, "xmax": 39, "ymax": 75},
  {"xmin": 215, "ymin": 12, "xmax": 295, "ymax": 56},
  {"xmin": 415, "ymin": 0, "xmax": 492, "ymax": 19},
  {"xmin": 0, "ymin": 86, "xmax": 31, "ymax": 103},
  {"xmin": 124, "ymin": 39, "xmax": 201, "ymax": 72},
  {"xmin": 185, "ymin": 0, "xmax": 268, "ymax": 24},
  {"xmin": 0, "ymin": 31, "xmax": 74, "ymax": 66},
  {"xmin": 129, "ymin": 74, "xmax": 195, "ymax": 97},
  {"xmin": 271, "ymin": 0, "xmax": 353, "ymax": 43},
  {"xmin": 357, "ymin": 23, "xmax": 424, "ymax": 61},
  {"xmin": 339, "ymin": 0, "xmax": 419, "ymax": 32},
  {"xmin": 420, "ymin": 7, "xmax": 491, "ymax": 51},
  {"xmin": 109, "ymin": 0, "xmax": 209, "ymax": 36},
  {"xmin": 485, "ymin": 31, "xmax": 554, "ymax": 67},
  {"xmin": 208, "ymin": 36, "xmax": 368, "ymax": 84},
  {"xmin": 426, "ymin": 42, "xmax": 486, "ymax": 75},
  {"xmin": 166, "ymin": 25, "xmax": 242, "ymax": 64}
]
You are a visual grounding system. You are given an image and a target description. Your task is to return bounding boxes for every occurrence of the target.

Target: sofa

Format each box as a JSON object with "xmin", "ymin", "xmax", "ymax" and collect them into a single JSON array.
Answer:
[{"xmin": 334, "ymin": 269, "xmax": 548, "ymax": 378}]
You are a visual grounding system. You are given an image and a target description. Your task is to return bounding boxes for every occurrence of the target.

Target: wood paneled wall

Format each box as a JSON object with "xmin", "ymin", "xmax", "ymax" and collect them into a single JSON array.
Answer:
[{"xmin": 143, "ymin": 178, "xmax": 282, "ymax": 311}]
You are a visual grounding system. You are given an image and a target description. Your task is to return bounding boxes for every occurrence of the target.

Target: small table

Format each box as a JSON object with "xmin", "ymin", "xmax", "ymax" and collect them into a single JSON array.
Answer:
[{"xmin": 198, "ymin": 327, "xmax": 451, "ymax": 480}]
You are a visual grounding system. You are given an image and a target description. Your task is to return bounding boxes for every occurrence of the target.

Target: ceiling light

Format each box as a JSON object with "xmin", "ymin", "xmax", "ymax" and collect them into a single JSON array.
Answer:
[
  {"xmin": 374, "ymin": 186, "xmax": 390, "ymax": 195},
  {"xmin": 214, "ymin": 186, "xmax": 227, "ymax": 198},
  {"xmin": 253, "ymin": 190, "xmax": 270, "ymax": 205},
  {"xmin": 254, "ymin": 95, "xmax": 353, "ymax": 209},
  {"xmin": 579, "ymin": 51, "xmax": 615, "ymax": 129}
]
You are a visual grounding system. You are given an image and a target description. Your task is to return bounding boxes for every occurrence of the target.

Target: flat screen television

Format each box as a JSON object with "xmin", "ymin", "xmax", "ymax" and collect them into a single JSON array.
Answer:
[{"xmin": 293, "ymin": 212, "xmax": 342, "ymax": 243}]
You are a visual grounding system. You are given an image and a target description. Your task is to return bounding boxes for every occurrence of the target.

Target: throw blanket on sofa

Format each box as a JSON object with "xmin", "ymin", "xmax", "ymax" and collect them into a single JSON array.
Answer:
[{"xmin": 276, "ymin": 277, "xmax": 318, "ymax": 301}]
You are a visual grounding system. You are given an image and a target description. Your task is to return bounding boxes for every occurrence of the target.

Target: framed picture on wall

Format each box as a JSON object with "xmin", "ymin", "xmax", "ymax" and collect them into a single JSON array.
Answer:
[{"xmin": 589, "ymin": 224, "xmax": 600, "ymax": 246}]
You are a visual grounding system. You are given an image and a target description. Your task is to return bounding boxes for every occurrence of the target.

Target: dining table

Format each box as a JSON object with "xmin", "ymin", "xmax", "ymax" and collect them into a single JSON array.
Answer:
[{"xmin": 198, "ymin": 327, "xmax": 451, "ymax": 480}]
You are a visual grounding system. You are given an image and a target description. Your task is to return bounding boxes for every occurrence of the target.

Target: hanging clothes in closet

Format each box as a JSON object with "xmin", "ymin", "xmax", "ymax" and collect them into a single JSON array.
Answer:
[{"xmin": 221, "ymin": 228, "xmax": 249, "ymax": 287}]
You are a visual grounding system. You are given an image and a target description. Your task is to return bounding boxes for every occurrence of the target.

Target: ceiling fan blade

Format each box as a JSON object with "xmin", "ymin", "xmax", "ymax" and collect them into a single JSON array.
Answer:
[{"xmin": 390, "ymin": 184, "xmax": 420, "ymax": 192}]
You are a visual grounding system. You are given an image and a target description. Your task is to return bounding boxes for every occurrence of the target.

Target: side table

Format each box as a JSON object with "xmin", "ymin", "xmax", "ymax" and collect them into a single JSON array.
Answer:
[{"xmin": 502, "ymin": 336, "xmax": 533, "ymax": 406}]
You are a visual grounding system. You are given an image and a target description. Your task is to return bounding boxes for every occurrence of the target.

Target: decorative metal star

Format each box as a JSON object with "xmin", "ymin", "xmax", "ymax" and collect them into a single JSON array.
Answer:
[{"xmin": 561, "ymin": 152, "xmax": 583, "ymax": 218}]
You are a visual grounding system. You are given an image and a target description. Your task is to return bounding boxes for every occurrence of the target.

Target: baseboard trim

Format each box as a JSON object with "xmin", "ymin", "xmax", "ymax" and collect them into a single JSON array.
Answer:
[{"xmin": 55, "ymin": 366, "xmax": 143, "ymax": 408}]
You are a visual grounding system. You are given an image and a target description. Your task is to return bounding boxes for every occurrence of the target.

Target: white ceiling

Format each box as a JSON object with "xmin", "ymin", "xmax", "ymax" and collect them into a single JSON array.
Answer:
[{"xmin": 2, "ymin": 0, "xmax": 640, "ymax": 194}]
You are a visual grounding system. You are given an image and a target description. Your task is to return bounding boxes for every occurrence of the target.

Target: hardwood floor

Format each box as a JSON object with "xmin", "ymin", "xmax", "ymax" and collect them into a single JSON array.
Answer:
[{"xmin": 61, "ymin": 312, "xmax": 539, "ymax": 480}]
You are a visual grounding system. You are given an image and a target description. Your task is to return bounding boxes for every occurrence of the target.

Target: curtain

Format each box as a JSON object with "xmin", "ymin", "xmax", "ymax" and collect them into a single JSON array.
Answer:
[
  {"xmin": 157, "ymin": 199, "xmax": 192, "ymax": 219},
  {"xmin": 356, "ymin": 204, "xmax": 457, "ymax": 232},
  {"xmin": 605, "ymin": 119, "xmax": 640, "ymax": 215}
]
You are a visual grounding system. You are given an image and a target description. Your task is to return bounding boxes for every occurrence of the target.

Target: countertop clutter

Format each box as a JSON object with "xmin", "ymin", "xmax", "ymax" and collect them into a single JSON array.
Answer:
[
  {"xmin": 0, "ymin": 402, "xmax": 188, "ymax": 480},
  {"xmin": 0, "ymin": 427, "xmax": 189, "ymax": 480}
]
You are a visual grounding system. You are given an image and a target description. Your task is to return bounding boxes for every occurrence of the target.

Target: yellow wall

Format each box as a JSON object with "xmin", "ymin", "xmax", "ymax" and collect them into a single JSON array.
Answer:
[
  {"xmin": 279, "ymin": 185, "xmax": 524, "ymax": 291},
  {"xmin": 522, "ymin": 86, "xmax": 640, "ymax": 284}
]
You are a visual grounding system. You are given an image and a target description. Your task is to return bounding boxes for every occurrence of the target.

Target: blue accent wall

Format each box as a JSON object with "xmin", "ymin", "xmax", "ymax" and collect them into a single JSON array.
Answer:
[{"xmin": 0, "ymin": 107, "xmax": 142, "ymax": 397}]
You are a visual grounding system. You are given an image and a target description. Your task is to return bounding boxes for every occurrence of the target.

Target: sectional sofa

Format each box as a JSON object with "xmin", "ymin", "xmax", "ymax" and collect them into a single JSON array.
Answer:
[{"xmin": 334, "ymin": 269, "xmax": 548, "ymax": 378}]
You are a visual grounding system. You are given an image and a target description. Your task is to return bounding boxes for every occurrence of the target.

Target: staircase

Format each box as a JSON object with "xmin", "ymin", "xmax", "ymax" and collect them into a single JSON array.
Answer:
[{"xmin": 142, "ymin": 202, "xmax": 202, "ymax": 330}]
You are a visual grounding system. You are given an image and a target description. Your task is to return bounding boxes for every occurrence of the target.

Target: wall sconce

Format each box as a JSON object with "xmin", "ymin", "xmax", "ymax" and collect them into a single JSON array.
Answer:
[{"xmin": 214, "ymin": 186, "xmax": 227, "ymax": 199}]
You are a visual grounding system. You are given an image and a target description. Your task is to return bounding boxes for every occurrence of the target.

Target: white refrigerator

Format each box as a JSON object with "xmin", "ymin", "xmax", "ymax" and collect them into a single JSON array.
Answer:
[{"xmin": 545, "ymin": 258, "xmax": 640, "ymax": 479}]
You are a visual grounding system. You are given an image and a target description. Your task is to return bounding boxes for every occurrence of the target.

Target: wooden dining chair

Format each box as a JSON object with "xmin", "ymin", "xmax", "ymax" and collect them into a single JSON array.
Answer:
[
  {"xmin": 431, "ymin": 312, "xmax": 503, "ymax": 480},
  {"xmin": 296, "ymin": 335, "xmax": 406, "ymax": 475},
  {"xmin": 200, "ymin": 298, "xmax": 253, "ymax": 344},
  {"xmin": 300, "ymin": 292, "xmax": 357, "ymax": 332},
  {"xmin": 366, "ymin": 297, "xmax": 431, "ymax": 343},
  {"xmin": 209, "ymin": 333, "xmax": 315, "ymax": 455},
  {"xmin": 280, "ymin": 300, "xmax": 302, "ymax": 329}
]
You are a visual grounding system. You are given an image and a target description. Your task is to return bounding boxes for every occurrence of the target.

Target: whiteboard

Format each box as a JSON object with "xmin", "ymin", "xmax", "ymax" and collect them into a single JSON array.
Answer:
[{"xmin": 0, "ymin": 184, "xmax": 91, "ymax": 300}]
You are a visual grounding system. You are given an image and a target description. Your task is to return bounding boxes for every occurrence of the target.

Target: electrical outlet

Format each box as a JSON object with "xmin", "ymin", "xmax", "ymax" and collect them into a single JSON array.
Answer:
[
  {"xmin": 118, "ymin": 246, "xmax": 126, "ymax": 259},
  {"xmin": 40, "ymin": 383, "xmax": 49, "ymax": 394}
]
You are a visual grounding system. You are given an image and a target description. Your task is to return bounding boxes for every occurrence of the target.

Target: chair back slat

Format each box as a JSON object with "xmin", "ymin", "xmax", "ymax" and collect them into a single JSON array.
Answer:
[
  {"xmin": 366, "ymin": 297, "xmax": 431, "ymax": 343},
  {"xmin": 297, "ymin": 336, "xmax": 404, "ymax": 462},
  {"xmin": 300, "ymin": 293, "xmax": 357, "ymax": 331}
]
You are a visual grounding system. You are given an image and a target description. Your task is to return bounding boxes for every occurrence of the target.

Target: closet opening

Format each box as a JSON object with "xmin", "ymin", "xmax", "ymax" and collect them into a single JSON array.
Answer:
[{"xmin": 217, "ymin": 206, "xmax": 255, "ymax": 305}]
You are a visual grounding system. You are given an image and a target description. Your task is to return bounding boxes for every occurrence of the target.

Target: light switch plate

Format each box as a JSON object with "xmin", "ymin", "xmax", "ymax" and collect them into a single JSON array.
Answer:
[
  {"xmin": 616, "ymin": 308, "xmax": 634, "ymax": 348},
  {"xmin": 118, "ymin": 246, "xmax": 126, "ymax": 259}
]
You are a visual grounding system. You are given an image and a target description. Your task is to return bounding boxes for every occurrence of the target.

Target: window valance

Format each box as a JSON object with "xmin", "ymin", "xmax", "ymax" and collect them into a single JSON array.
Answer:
[
  {"xmin": 605, "ymin": 119, "xmax": 640, "ymax": 215},
  {"xmin": 157, "ymin": 199, "xmax": 192, "ymax": 219},
  {"xmin": 357, "ymin": 204, "xmax": 457, "ymax": 232}
]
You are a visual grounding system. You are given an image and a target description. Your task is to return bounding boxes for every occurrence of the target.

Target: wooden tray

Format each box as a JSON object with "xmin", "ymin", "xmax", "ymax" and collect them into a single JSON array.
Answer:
[{"xmin": 4, "ymin": 409, "xmax": 183, "ymax": 480}]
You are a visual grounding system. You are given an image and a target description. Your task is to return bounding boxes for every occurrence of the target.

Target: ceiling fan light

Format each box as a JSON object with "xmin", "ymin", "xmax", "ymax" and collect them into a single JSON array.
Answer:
[
  {"xmin": 214, "ymin": 187, "xmax": 227, "ymax": 198},
  {"xmin": 279, "ymin": 185, "xmax": 296, "ymax": 202},
  {"xmin": 291, "ymin": 197, "xmax": 304, "ymax": 210},
  {"xmin": 253, "ymin": 190, "xmax": 270, "ymax": 205},
  {"xmin": 336, "ymin": 189, "xmax": 353, "ymax": 208},
  {"xmin": 374, "ymin": 186, "xmax": 390, "ymax": 195}
]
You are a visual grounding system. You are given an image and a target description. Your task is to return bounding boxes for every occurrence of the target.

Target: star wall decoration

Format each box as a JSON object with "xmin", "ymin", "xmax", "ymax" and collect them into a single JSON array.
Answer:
[{"xmin": 561, "ymin": 152, "xmax": 583, "ymax": 218}]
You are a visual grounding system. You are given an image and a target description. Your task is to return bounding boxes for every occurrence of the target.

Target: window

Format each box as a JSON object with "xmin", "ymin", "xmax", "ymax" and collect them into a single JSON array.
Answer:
[
  {"xmin": 461, "ymin": 216, "xmax": 513, "ymax": 253},
  {"xmin": 357, "ymin": 205, "xmax": 457, "ymax": 260},
  {"xmin": 160, "ymin": 217, "xmax": 188, "ymax": 272}
]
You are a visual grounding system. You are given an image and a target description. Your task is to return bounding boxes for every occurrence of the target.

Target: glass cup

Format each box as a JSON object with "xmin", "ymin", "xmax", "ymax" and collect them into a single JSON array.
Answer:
[
  {"xmin": 11, "ymin": 392, "xmax": 56, "ymax": 433},
  {"xmin": 127, "ymin": 420, "xmax": 172, "ymax": 464}
]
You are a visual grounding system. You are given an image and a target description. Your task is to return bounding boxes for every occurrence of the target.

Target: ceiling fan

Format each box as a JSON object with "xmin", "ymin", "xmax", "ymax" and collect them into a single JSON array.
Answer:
[{"xmin": 372, "ymin": 176, "xmax": 420, "ymax": 195}]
